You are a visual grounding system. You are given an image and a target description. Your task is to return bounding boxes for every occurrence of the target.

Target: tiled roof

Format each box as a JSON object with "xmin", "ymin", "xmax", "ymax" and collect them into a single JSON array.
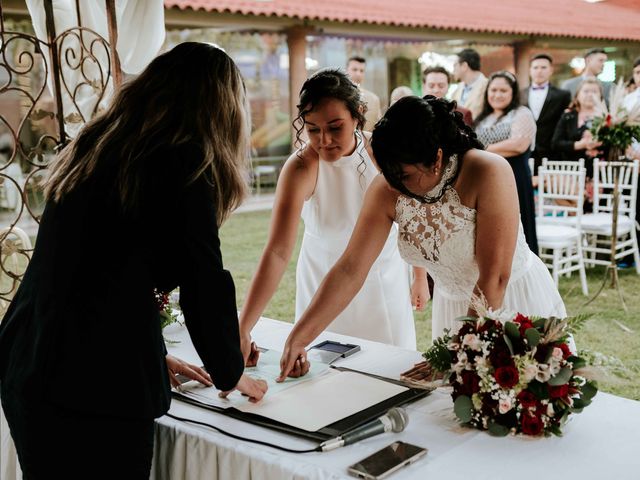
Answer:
[{"xmin": 165, "ymin": 0, "xmax": 640, "ymax": 42}]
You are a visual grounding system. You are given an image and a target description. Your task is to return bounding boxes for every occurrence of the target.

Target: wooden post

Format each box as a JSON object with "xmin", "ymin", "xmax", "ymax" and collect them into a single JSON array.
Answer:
[{"xmin": 286, "ymin": 26, "xmax": 309, "ymax": 146}]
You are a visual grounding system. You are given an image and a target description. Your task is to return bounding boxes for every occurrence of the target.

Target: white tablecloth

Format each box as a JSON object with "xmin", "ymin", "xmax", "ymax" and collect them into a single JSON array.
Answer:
[{"xmin": 152, "ymin": 318, "xmax": 640, "ymax": 480}]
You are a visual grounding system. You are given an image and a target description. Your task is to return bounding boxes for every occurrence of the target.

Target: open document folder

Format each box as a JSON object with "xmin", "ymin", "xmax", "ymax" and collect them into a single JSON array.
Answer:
[{"xmin": 174, "ymin": 350, "xmax": 408, "ymax": 432}]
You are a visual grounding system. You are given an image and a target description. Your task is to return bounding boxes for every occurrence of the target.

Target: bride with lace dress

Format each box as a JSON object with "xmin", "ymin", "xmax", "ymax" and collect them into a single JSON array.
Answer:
[{"xmin": 277, "ymin": 95, "xmax": 566, "ymax": 379}]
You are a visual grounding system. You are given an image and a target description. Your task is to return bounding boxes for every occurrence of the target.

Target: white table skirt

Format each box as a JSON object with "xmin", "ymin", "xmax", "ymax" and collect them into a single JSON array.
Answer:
[
  {"xmin": 2, "ymin": 317, "xmax": 639, "ymax": 479},
  {"xmin": 152, "ymin": 318, "xmax": 640, "ymax": 480}
]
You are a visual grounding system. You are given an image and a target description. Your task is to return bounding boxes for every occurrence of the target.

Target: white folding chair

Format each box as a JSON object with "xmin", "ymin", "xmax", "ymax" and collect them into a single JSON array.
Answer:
[
  {"xmin": 581, "ymin": 159, "xmax": 640, "ymax": 273},
  {"xmin": 541, "ymin": 157, "xmax": 585, "ymax": 173},
  {"xmin": 536, "ymin": 167, "xmax": 589, "ymax": 295}
]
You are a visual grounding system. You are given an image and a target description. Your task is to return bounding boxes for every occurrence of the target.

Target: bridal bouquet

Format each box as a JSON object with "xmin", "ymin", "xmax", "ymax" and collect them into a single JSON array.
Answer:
[
  {"xmin": 590, "ymin": 79, "xmax": 640, "ymax": 156},
  {"xmin": 426, "ymin": 312, "xmax": 597, "ymax": 437}
]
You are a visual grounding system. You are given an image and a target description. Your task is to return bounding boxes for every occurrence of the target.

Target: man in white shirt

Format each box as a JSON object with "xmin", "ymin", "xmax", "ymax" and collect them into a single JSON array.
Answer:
[
  {"xmin": 451, "ymin": 48, "xmax": 488, "ymax": 120},
  {"xmin": 346, "ymin": 56, "xmax": 381, "ymax": 132},
  {"xmin": 520, "ymin": 53, "xmax": 571, "ymax": 174}
]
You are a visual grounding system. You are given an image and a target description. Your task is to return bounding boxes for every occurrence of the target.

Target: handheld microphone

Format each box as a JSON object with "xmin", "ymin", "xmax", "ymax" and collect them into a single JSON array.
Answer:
[{"xmin": 318, "ymin": 407, "xmax": 408, "ymax": 452}]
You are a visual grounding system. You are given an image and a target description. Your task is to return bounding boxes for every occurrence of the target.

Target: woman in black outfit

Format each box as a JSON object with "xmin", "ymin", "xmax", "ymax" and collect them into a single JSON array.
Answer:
[
  {"xmin": 551, "ymin": 78, "xmax": 604, "ymax": 171},
  {"xmin": 552, "ymin": 78, "xmax": 604, "ymax": 211},
  {"xmin": 0, "ymin": 42, "xmax": 267, "ymax": 479}
]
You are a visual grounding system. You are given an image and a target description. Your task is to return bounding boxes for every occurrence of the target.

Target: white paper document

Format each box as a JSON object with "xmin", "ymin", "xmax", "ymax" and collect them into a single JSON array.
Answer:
[
  {"xmin": 175, "ymin": 350, "xmax": 330, "ymax": 409},
  {"xmin": 235, "ymin": 370, "xmax": 408, "ymax": 432}
]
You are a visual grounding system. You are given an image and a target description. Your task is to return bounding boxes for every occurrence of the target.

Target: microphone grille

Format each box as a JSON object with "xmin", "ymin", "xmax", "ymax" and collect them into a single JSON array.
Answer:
[{"xmin": 387, "ymin": 407, "xmax": 409, "ymax": 432}]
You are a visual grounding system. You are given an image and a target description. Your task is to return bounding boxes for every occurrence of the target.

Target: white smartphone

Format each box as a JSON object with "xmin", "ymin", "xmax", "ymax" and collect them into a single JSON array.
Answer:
[{"xmin": 347, "ymin": 441, "xmax": 427, "ymax": 479}]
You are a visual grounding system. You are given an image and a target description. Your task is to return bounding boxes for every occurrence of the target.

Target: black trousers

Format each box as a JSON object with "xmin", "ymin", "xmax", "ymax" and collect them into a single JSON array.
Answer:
[{"xmin": 2, "ymin": 393, "xmax": 155, "ymax": 480}]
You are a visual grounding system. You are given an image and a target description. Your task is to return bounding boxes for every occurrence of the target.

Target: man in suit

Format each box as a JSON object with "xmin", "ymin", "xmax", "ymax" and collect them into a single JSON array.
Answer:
[
  {"xmin": 520, "ymin": 53, "xmax": 571, "ymax": 174},
  {"xmin": 422, "ymin": 65, "xmax": 473, "ymax": 126},
  {"xmin": 451, "ymin": 48, "xmax": 488, "ymax": 120},
  {"xmin": 346, "ymin": 56, "xmax": 381, "ymax": 132},
  {"xmin": 561, "ymin": 48, "xmax": 612, "ymax": 105}
]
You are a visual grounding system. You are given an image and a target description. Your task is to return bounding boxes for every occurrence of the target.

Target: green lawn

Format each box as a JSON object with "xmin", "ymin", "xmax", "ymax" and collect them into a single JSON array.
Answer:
[{"xmin": 221, "ymin": 209, "xmax": 640, "ymax": 401}]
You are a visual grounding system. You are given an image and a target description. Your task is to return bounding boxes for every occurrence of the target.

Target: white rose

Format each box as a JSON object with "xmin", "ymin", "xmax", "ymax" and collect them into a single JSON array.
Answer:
[
  {"xmin": 498, "ymin": 397, "xmax": 513, "ymax": 414},
  {"xmin": 547, "ymin": 403, "xmax": 555, "ymax": 417},
  {"xmin": 552, "ymin": 347, "xmax": 564, "ymax": 361},
  {"xmin": 462, "ymin": 333, "xmax": 483, "ymax": 351},
  {"xmin": 522, "ymin": 364, "xmax": 538, "ymax": 382},
  {"xmin": 535, "ymin": 364, "xmax": 552, "ymax": 383}
]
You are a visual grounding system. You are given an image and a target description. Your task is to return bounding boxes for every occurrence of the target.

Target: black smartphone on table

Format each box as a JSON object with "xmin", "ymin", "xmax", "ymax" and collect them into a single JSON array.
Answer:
[{"xmin": 347, "ymin": 441, "xmax": 427, "ymax": 479}]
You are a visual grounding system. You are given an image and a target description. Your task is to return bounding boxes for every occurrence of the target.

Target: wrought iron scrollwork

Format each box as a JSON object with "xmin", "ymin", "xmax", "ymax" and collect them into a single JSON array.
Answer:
[{"xmin": 0, "ymin": 2, "xmax": 120, "ymax": 315}]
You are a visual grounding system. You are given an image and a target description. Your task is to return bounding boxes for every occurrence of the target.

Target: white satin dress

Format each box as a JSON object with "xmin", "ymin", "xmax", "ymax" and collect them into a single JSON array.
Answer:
[{"xmin": 295, "ymin": 136, "xmax": 416, "ymax": 349}]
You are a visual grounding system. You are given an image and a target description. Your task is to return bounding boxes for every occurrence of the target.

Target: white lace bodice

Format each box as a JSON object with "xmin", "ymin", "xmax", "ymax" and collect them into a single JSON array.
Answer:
[{"xmin": 394, "ymin": 188, "xmax": 532, "ymax": 300}]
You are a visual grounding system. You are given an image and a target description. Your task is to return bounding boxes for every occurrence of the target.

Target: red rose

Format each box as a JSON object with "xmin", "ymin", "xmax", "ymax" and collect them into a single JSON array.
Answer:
[
  {"xmin": 495, "ymin": 365, "xmax": 519, "ymax": 388},
  {"xmin": 514, "ymin": 313, "xmax": 534, "ymax": 335},
  {"xmin": 558, "ymin": 343, "xmax": 572, "ymax": 359},
  {"xmin": 477, "ymin": 319, "xmax": 497, "ymax": 333},
  {"xmin": 549, "ymin": 384, "xmax": 569, "ymax": 399},
  {"xmin": 516, "ymin": 390, "xmax": 538, "ymax": 409},
  {"xmin": 461, "ymin": 371, "xmax": 481, "ymax": 394},
  {"xmin": 605, "ymin": 114, "xmax": 612, "ymax": 127},
  {"xmin": 521, "ymin": 413, "xmax": 544, "ymax": 436},
  {"xmin": 489, "ymin": 340, "xmax": 514, "ymax": 368}
]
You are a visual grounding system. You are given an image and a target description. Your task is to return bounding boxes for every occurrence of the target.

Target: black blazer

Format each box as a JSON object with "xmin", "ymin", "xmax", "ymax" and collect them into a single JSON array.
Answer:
[
  {"xmin": 551, "ymin": 110, "xmax": 603, "ymax": 177},
  {"xmin": 0, "ymin": 144, "xmax": 244, "ymax": 419},
  {"xmin": 520, "ymin": 85, "xmax": 571, "ymax": 158}
]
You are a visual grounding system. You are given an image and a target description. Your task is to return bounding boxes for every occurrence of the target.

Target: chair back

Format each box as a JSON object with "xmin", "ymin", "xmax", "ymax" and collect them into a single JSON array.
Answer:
[
  {"xmin": 592, "ymin": 159, "xmax": 640, "ymax": 221},
  {"xmin": 537, "ymin": 167, "xmax": 586, "ymax": 226},
  {"xmin": 541, "ymin": 157, "xmax": 585, "ymax": 172}
]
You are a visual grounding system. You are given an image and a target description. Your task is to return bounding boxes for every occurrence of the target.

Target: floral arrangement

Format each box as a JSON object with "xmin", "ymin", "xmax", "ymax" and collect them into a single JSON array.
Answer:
[
  {"xmin": 154, "ymin": 288, "xmax": 182, "ymax": 338},
  {"xmin": 425, "ymin": 312, "xmax": 597, "ymax": 437},
  {"xmin": 590, "ymin": 79, "xmax": 640, "ymax": 154}
]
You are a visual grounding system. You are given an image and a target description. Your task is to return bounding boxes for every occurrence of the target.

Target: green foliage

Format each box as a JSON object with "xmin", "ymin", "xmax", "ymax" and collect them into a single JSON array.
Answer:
[
  {"xmin": 590, "ymin": 115, "xmax": 640, "ymax": 151},
  {"xmin": 453, "ymin": 395, "xmax": 473, "ymax": 423},
  {"xmin": 422, "ymin": 329, "xmax": 452, "ymax": 372}
]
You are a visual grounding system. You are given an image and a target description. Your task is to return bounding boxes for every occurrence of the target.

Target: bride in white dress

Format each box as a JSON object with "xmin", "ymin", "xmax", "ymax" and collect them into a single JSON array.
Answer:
[
  {"xmin": 239, "ymin": 70, "xmax": 423, "ymax": 369},
  {"xmin": 278, "ymin": 95, "xmax": 566, "ymax": 379}
]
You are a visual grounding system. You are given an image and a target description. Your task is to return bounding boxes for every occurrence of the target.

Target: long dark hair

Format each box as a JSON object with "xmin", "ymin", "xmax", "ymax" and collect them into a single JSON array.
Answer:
[
  {"xmin": 293, "ymin": 68, "xmax": 366, "ymax": 151},
  {"xmin": 46, "ymin": 42, "xmax": 251, "ymax": 225},
  {"xmin": 371, "ymin": 95, "xmax": 483, "ymax": 202},
  {"xmin": 475, "ymin": 70, "xmax": 520, "ymax": 125}
]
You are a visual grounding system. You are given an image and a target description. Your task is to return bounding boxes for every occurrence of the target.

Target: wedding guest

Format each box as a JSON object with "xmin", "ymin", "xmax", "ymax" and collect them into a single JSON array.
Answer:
[
  {"xmin": 475, "ymin": 71, "xmax": 539, "ymax": 255},
  {"xmin": 347, "ymin": 56, "xmax": 382, "ymax": 131},
  {"xmin": 277, "ymin": 96, "xmax": 565, "ymax": 379},
  {"xmin": 422, "ymin": 65, "xmax": 473, "ymax": 126},
  {"xmin": 561, "ymin": 48, "xmax": 612, "ymax": 105},
  {"xmin": 451, "ymin": 48, "xmax": 489, "ymax": 120},
  {"xmin": 0, "ymin": 43, "xmax": 267, "ymax": 479},
  {"xmin": 551, "ymin": 78, "xmax": 604, "ymax": 211},
  {"xmin": 239, "ymin": 69, "xmax": 424, "ymax": 371},
  {"xmin": 623, "ymin": 56, "xmax": 640, "ymax": 112},
  {"xmin": 390, "ymin": 85, "xmax": 414, "ymax": 105},
  {"xmin": 520, "ymin": 54, "xmax": 571, "ymax": 174}
]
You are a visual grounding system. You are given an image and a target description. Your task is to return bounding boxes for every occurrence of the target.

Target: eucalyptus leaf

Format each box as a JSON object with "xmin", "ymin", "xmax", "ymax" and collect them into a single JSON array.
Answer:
[
  {"xmin": 525, "ymin": 328, "xmax": 541, "ymax": 347},
  {"xmin": 581, "ymin": 381, "xmax": 598, "ymax": 400},
  {"xmin": 533, "ymin": 318, "xmax": 547, "ymax": 329},
  {"xmin": 505, "ymin": 321, "xmax": 520, "ymax": 339},
  {"xmin": 503, "ymin": 334, "xmax": 515, "ymax": 356},
  {"xmin": 454, "ymin": 395, "xmax": 473, "ymax": 423},
  {"xmin": 548, "ymin": 367, "xmax": 572, "ymax": 386},
  {"xmin": 568, "ymin": 355, "xmax": 586, "ymax": 370},
  {"xmin": 488, "ymin": 421, "xmax": 509, "ymax": 437}
]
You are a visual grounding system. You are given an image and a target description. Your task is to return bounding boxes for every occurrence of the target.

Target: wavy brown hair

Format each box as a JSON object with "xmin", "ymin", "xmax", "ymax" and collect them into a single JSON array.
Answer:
[{"xmin": 45, "ymin": 42, "xmax": 250, "ymax": 225}]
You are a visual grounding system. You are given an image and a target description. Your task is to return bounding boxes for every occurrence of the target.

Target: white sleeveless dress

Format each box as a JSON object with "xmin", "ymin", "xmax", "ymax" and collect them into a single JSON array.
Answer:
[
  {"xmin": 296, "ymin": 136, "xmax": 416, "ymax": 349},
  {"xmin": 394, "ymin": 156, "xmax": 566, "ymax": 340}
]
